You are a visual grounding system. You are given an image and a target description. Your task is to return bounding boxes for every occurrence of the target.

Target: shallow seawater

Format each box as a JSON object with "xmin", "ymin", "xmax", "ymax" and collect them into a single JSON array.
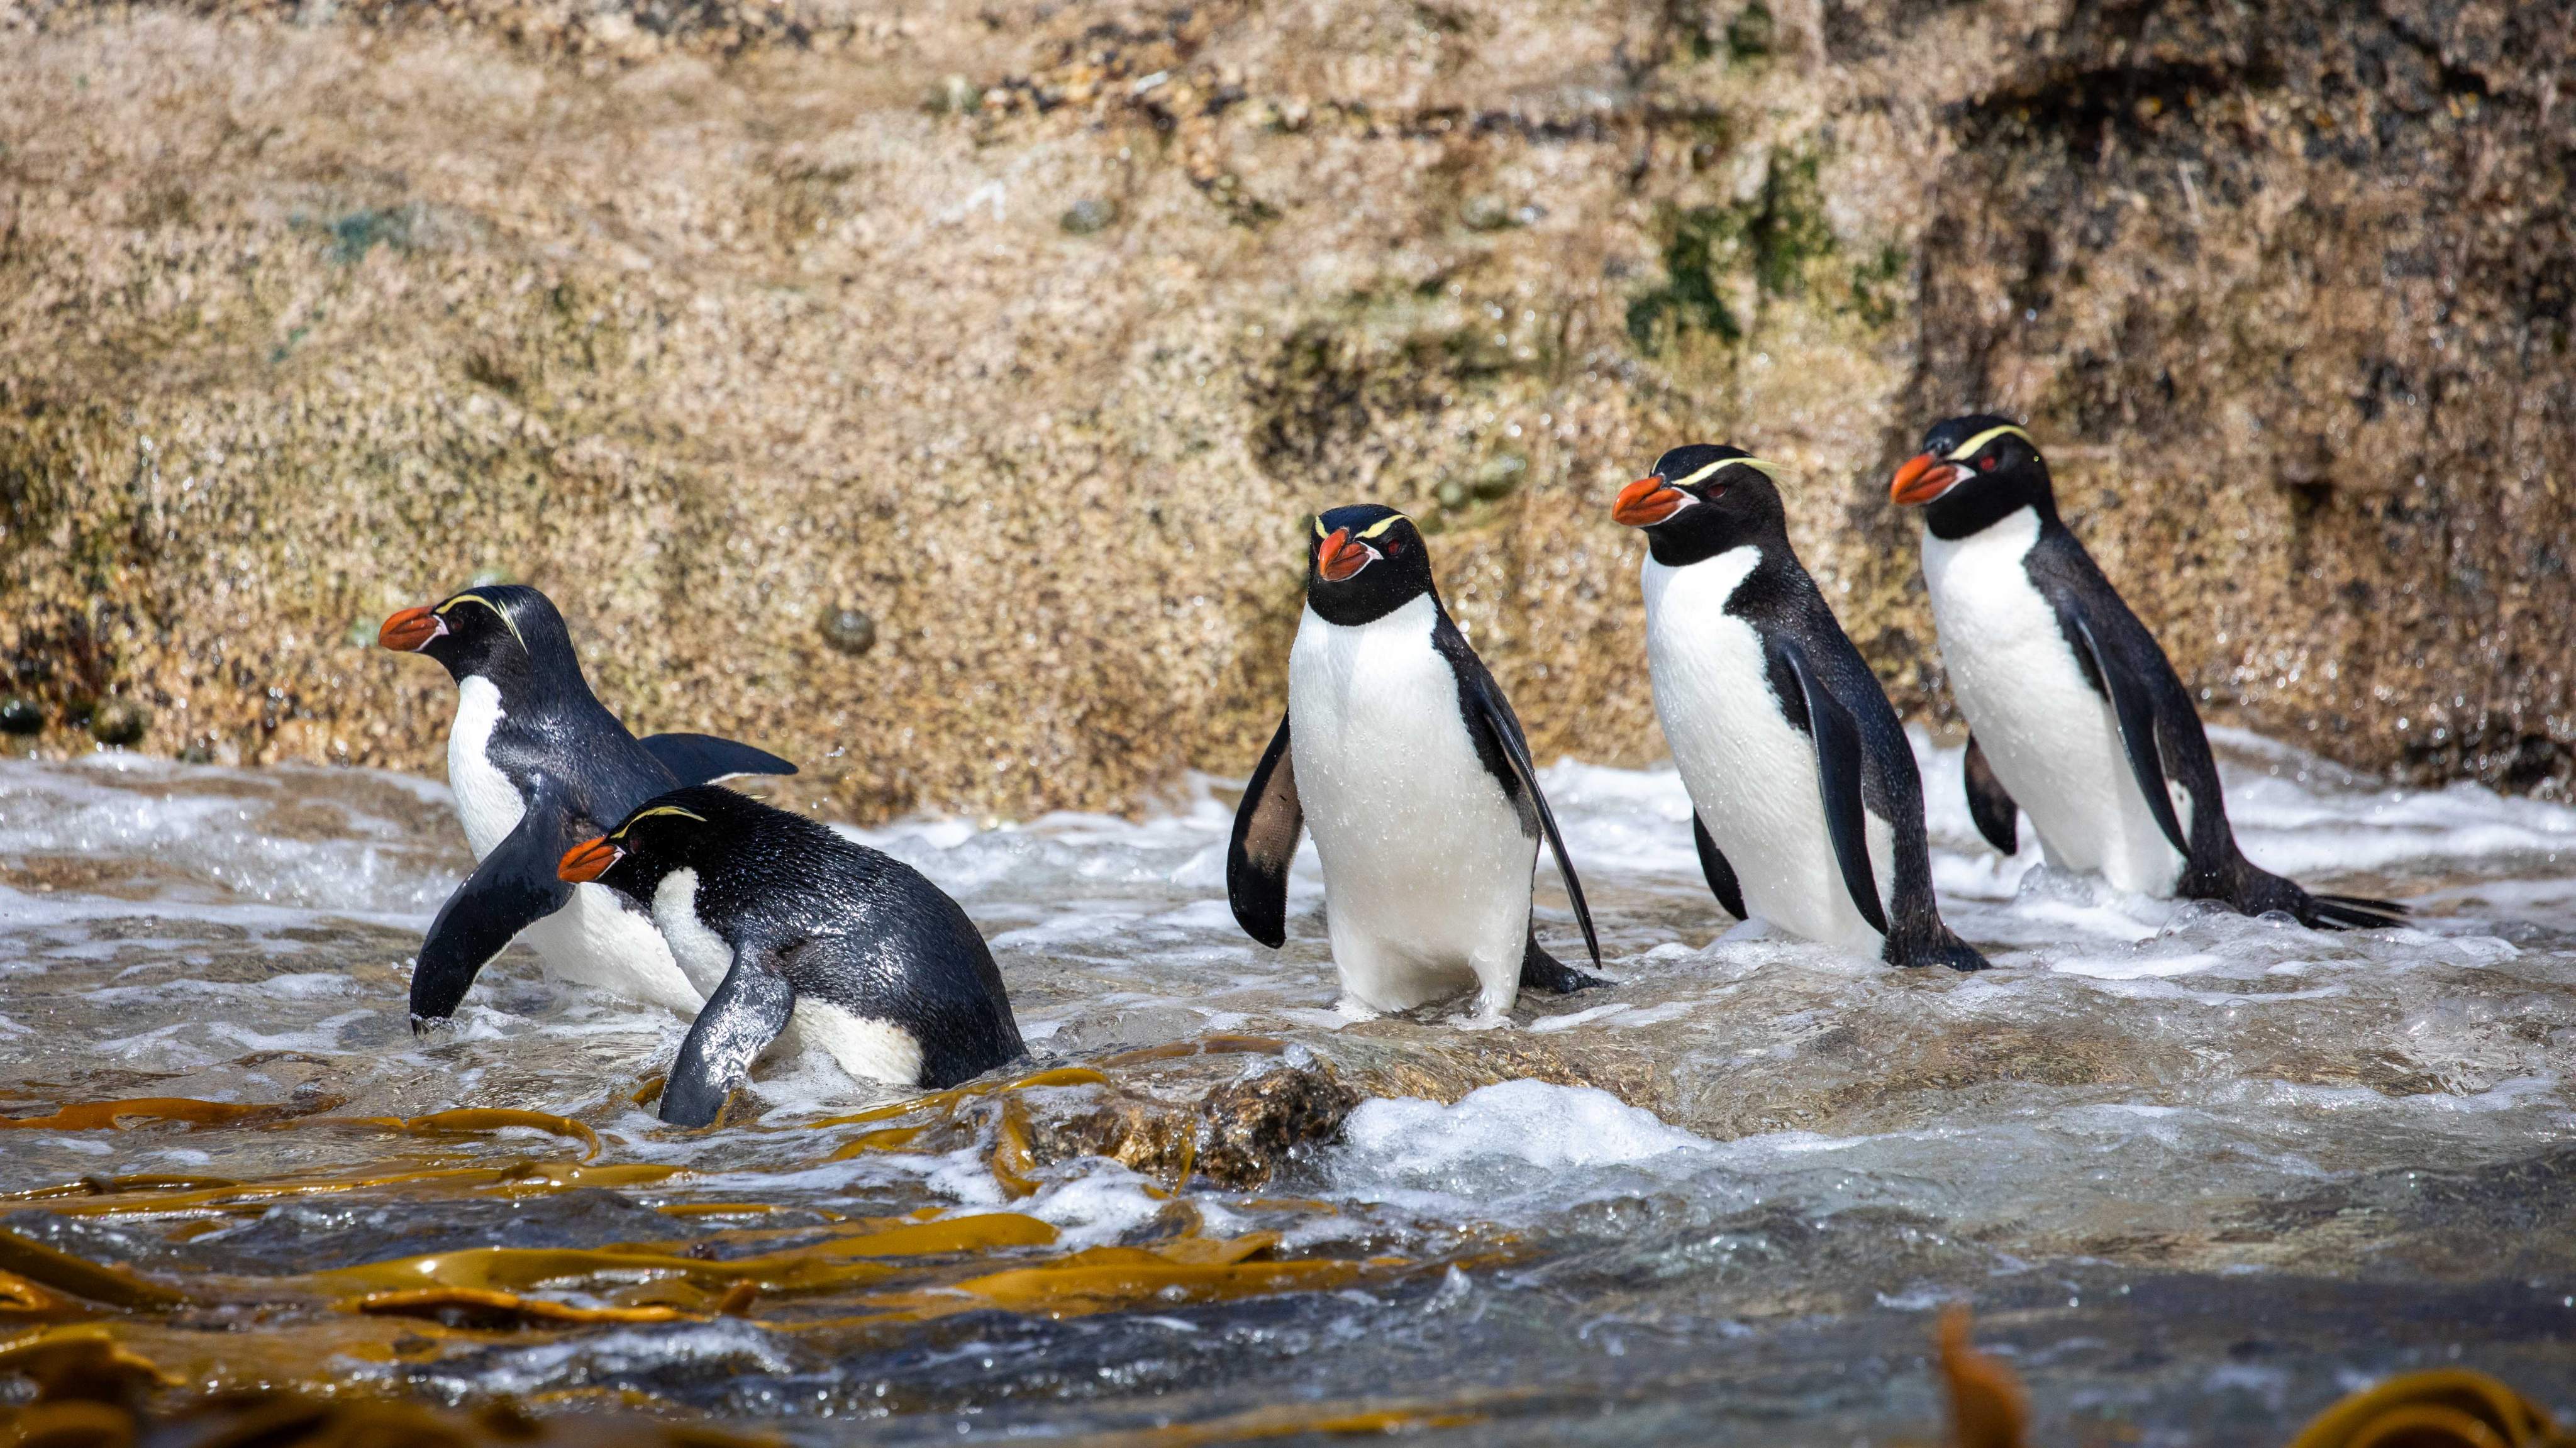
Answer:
[{"xmin": 3, "ymin": 731, "xmax": 2574, "ymax": 1444}]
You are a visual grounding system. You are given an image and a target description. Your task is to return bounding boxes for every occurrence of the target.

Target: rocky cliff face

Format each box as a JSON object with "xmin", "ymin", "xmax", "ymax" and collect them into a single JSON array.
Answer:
[{"xmin": 2, "ymin": 0, "xmax": 2567, "ymax": 816}]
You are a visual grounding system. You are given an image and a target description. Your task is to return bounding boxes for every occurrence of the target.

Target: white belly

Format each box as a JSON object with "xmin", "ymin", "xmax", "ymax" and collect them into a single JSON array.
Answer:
[
  {"xmin": 1921, "ymin": 510, "xmax": 2186, "ymax": 894},
  {"xmin": 1287, "ymin": 596, "xmax": 1536, "ymax": 1018},
  {"xmin": 519, "ymin": 882, "xmax": 705, "ymax": 1016},
  {"xmin": 783, "ymin": 1001, "xmax": 926, "ymax": 1087},
  {"xmin": 447, "ymin": 676, "xmax": 525, "ymax": 860},
  {"xmin": 650, "ymin": 868, "xmax": 921, "ymax": 1084},
  {"xmin": 1642, "ymin": 548, "xmax": 1893, "ymax": 957}
]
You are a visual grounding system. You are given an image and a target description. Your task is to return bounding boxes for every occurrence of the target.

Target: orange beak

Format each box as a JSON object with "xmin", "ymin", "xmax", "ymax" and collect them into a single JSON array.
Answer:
[
  {"xmin": 1890, "ymin": 453, "xmax": 1965, "ymax": 506},
  {"xmin": 557, "ymin": 837, "xmax": 623, "ymax": 883},
  {"xmin": 378, "ymin": 605, "xmax": 447, "ymax": 652},
  {"xmin": 1612, "ymin": 476, "xmax": 1688, "ymax": 528},
  {"xmin": 1316, "ymin": 528, "xmax": 1373, "ymax": 583}
]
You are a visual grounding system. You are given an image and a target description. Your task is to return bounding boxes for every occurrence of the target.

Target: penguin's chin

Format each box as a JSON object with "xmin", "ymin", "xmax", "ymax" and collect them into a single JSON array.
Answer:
[
  {"xmin": 1613, "ymin": 477, "xmax": 1692, "ymax": 528},
  {"xmin": 378, "ymin": 606, "xmax": 448, "ymax": 652},
  {"xmin": 1889, "ymin": 454, "xmax": 1966, "ymax": 506}
]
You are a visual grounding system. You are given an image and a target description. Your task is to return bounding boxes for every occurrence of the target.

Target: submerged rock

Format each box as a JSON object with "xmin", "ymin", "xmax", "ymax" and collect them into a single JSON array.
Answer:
[{"xmin": 0, "ymin": 0, "xmax": 2567, "ymax": 814}]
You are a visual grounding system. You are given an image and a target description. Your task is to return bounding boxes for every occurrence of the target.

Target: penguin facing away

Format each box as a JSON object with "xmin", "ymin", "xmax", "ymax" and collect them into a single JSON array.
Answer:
[
  {"xmin": 1613, "ymin": 446, "xmax": 1987, "ymax": 971},
  {"xmin": 558, "ymin": 786, "xmax": 1024, "ymax": 1127},
  {"xmin": 379, "ymin": 585, "xmax": 798, "ymax": 1028},
  {"xmin": 1889, "ymin": 416, "xmax": 2404, "ymax": 930},
  {"xmin": 1227, "ymin": 504, "xmax": 1604, "ymax": 1021}
]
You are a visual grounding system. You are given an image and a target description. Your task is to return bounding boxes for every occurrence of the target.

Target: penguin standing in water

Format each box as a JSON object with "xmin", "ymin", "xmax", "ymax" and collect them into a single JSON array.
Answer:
[
  {"xmin": 1613, "ymin": 446, "xmax": 1987, "ymax": 971},
  {"xmin": 1889, "ymin": 416, "xmax": 2405, "ymax": 929},
  {"xmin": 559, "ymin": 787, "xmax": 1023, "ymax": 1126},
  {"xmin": 379, "ymin": 586, "xmax": 797, "ymax": 1027},
  {"xmin": 1226, "ymin": 505, "xmax": 1603, "ymax": 1021}
]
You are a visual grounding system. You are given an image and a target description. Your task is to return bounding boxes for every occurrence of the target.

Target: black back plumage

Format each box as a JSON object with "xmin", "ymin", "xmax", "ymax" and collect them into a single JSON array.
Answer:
[
  {"xmin": 1909, "ymin": 416, "xmax": 2404, "ymax": 931},
  {"xmin": 589, "ymin": 786, "xmax": 1023, "ymax": 1120}
]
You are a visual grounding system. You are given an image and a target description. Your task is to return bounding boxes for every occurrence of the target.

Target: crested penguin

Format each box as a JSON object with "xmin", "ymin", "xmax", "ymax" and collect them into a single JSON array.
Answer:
[
  {"xmin": 558, "ymin": 786, "xmax": 1024, "ymax": 1126},
  {"xmin": 1226, "ymin": 505, "xmax": 1604, "ymax": 1021},
  {"xmin": 379, "ymin": 585, "xmax": 797, "ymax": 1027},
  {"xmin": 1889, "ymin": 416, "xmax": 2405, "ymax": 929},
  {"xmin": 1614, "ymin": 445, "xmax": 1987, "ymax": 971}
]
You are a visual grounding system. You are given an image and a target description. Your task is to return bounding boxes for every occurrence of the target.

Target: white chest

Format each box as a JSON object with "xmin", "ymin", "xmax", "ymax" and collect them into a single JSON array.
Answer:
[
  {"xmin": 1641, "ymin": 548, "xmax": 1889, "ymax": 954},
  {"xmin": 1285, "ymin": 596, "xmax": 1536, "ymax": 1013},
  {"xmin": 446, "ymin": 676, "xmax": 525, "ymax": 860},
  {"xmin": 1919, "ymin": 511, "xmax": 2184, "ymax": 892},
  {"xmin": 650, "ymin": 868, "xmax": 736, "ymax": 995}
]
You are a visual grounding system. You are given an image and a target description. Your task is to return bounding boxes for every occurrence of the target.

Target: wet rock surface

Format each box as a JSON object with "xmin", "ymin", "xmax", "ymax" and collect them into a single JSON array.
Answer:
[{"xmin": 0, "ymin": 0, "xmax": 2566, "ymax": 815}]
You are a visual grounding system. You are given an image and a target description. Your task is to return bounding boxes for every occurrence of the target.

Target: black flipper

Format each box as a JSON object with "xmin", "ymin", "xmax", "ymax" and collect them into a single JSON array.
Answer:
[
  {"xmin": 1962, "ymin": 734, "xmax": 2019, "ymax": 856},
  {"xmin": 1519, "ymin": 927, "xmax": 1605, "ymax": 995},
  {"xmin": 1226, "ymin": 715, "xmax": 1303, "ymax": 949},
  {"xmin": 1450, "ymin": 650, "xmax": 1602, "ymax": 971},
  {"xmin": 639, "ymin": 733, "xmax": 797, "ymax": 787},
  {"xmin": 409, "ymin": 775, "xmax": 575, "ymax": 1028},
  {"xmin": 1778, "ymin": 639, "xmax": 1889, "ymax": 937},
  {"xmin": 661, "ymin": 949, "xmax": 797, "ymax": 1127},
  {"xmin": 1692, "ymin": 814, "xmax": 1747, "ymax": 920},
  {"xmin": 2062, "ymin": 605, "xmax": 2191, "ymax": 859}
]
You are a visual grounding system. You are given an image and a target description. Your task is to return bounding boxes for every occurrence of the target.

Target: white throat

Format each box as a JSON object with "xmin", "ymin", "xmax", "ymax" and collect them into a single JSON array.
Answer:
[
  {"xmin": 447, "ymin": 675, "xmax": 525, "ymax": 859},
  {"xmin": 651, "ymin": 868, "xmax": 736, "ymax": 995}
]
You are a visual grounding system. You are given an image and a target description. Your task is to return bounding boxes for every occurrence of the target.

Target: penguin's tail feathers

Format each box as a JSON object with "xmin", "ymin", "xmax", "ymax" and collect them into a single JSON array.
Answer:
[{"xmin": 2306, "ymin": 892, "xmax": 2411, "ymax": 931}]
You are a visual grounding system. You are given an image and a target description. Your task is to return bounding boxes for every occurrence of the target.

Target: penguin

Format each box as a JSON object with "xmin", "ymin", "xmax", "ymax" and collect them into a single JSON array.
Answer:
[
  {"xmin": 1226, "ymin": 505, "xmax": 1604, "ymax": 1021},
  {"xmin": 558, "ymin": 786, "xmax": 1024, "ymax": 1126},
  {"xmin": 1889, "ymin": 415, "xmax": 2406, "ymax": 929},
  {"xmin": 1613, "ymin": 446, "xmax": 1987, "ymax": 971},
  {"xmin": 379, "ymin": 585, "xmax": 798, "ymax": 1028}
]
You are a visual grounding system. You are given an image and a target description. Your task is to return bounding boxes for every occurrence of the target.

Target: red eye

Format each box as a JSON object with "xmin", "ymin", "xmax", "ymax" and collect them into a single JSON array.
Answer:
[
  {"xmin": 1387, "ymin": 541, "xmax": 1404, "ymax": 555},
  {"xmin": 1979, "ymin": 456, "xmax": 1997, "ymax": 471}
]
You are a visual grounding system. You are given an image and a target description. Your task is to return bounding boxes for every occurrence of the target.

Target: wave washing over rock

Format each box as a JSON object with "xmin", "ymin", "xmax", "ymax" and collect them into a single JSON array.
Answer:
[{"xmin": 2, "ymin": 731, "xmax": 2572, "ymax": 1442}]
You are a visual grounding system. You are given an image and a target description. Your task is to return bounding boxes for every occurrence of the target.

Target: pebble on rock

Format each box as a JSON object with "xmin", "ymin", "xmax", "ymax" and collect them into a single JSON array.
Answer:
[
  {"xmin": 1060, "ymin": 197, "xmax": 1118, "ymax": 235},
  {"xmin": 89, "ymin": 698, "xmax": 150, "ymax": 746},
  {"xmin": 821, "ymin": 606, "xmax": 878, "ymax": 656}
]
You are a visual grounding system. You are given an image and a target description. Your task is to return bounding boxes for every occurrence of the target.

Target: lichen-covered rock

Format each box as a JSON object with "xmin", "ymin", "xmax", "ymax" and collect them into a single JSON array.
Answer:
[{"xmin": 0, "ymin": 0, "xmax": 2566, "ymax": 814}]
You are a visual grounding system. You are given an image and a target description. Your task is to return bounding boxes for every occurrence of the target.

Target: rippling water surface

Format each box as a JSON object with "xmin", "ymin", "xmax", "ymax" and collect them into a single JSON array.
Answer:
[{"xmin": 4, "ymin": 732, "xmax": 2575, "ymax": 1444}]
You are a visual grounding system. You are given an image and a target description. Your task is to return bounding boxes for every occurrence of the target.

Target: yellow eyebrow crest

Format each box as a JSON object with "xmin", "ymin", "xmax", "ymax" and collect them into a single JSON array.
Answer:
[
  {"xmin": 1672, "ymin": 455, "xmax": 1779, "ymax": 488},
  {"xmin": 1313, "ymin": 516, "xmax": 1328, "ymax": 538},
  {"xmin": 611, "ymin": 805, "xmax": 708, "ymax": 839},
  {"xmin": 1947, "ymin": 424, "xmax": 2035, "ymax": 461},
  {"xmin": 434, "ymin": 592, "xmax": 527, "ymax": 650},
  {"xmin": 1357, "ymin": 513, "xmax": 1407, "ymax": 539}
]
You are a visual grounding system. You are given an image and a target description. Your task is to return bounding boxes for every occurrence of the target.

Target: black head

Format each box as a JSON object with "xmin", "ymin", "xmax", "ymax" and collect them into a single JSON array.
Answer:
[
  {"xmin": 556, "ymin": 784, "xmax": 761, "ymax": 904},
  {"xmin": 379, "ymin": 584, "xmax": 586, "ymax": 695},
  {"xmin": 1890, "ymin": 414, "xmax": 2058, "ymax": 539},
  {"xmin": 1306, "ymin": 504, "xmax": 1438, "ymax": 626},
  {"xmin": 1611, "ymin": 443, "xmax": 1793, "ymax": 566}
]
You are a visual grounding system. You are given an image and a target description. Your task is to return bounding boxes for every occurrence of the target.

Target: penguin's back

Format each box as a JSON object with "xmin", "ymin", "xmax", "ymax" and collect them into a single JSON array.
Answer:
[{"xmin": 699, "ymin": 817, "xmax": 1021, "ymax": 1090}]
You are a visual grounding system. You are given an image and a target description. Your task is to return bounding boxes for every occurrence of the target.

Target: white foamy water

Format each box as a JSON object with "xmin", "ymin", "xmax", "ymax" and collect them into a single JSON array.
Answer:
[{"xmin": 4, "ymin": 733, "xmax": 2574, "ymax": 1442}]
